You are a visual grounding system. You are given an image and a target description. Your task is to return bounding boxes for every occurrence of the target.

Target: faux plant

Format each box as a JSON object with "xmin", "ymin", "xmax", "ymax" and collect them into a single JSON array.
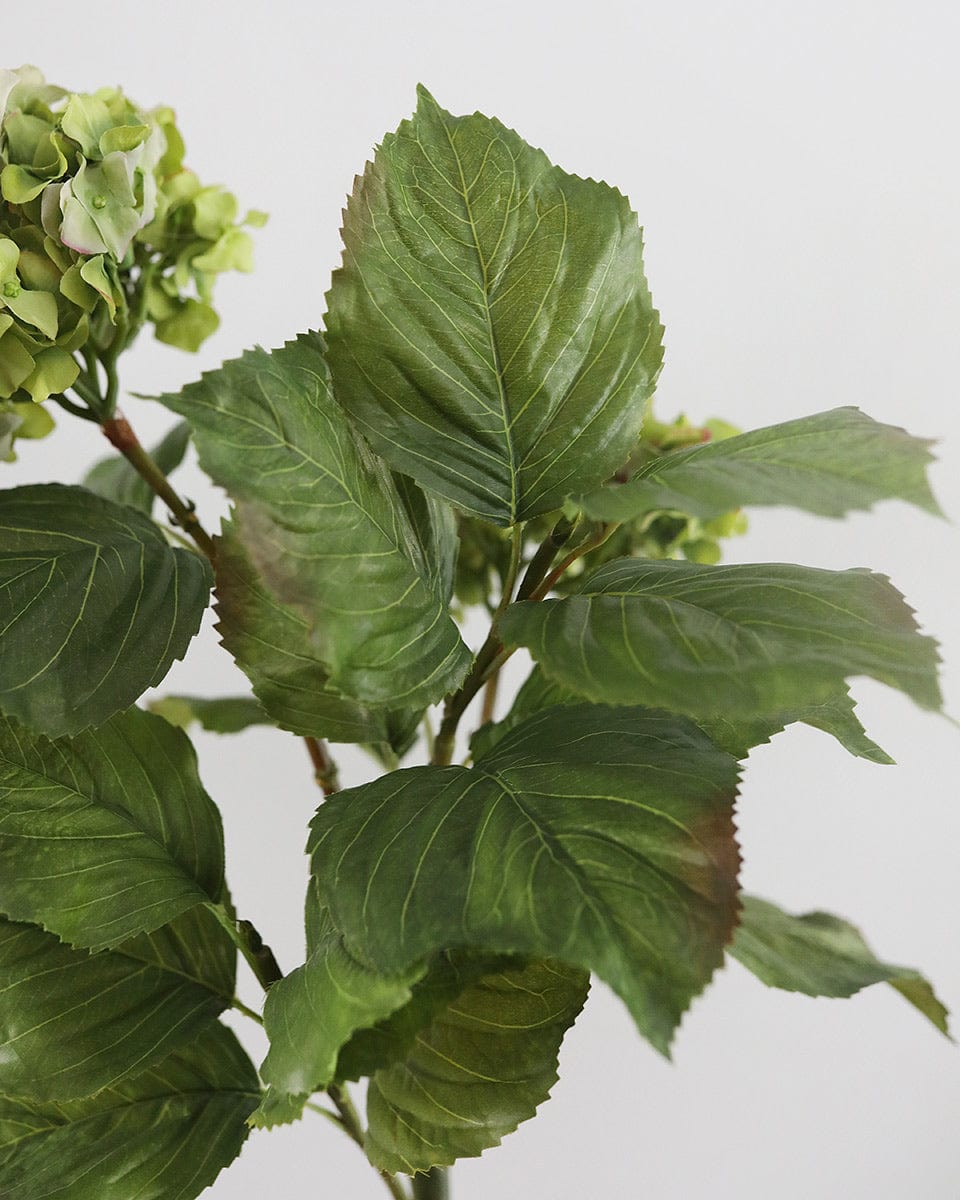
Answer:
[{"xmin": 0, "ymin": 66, "xmax": 950, "ymax": 1200}]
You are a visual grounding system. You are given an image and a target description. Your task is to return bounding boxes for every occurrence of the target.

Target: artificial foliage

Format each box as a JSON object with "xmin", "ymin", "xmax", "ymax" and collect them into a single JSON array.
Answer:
[{"xmin": 0, "ymin": 67, "xmax": 950, "ymax": 1199}]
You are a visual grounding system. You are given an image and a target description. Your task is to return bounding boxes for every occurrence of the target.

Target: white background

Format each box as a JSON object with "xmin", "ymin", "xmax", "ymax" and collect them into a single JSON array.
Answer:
[{"xmin": 6, "ymin": 2, "xmax": 960, "ymax": 1196}]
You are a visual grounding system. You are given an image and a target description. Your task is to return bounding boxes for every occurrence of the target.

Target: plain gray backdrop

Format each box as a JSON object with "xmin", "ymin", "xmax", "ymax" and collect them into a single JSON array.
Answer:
[{"xmin": 6, "ymin": 2, "xmax": 960, "ymax": 1196}]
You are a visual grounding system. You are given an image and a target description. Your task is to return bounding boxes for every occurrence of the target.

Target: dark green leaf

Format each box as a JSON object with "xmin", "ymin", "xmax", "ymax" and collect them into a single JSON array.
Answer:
[
  {"xmin": 256, "ymin": 905, "xmax": 423, "ymax": 1116},
  {"xmin": 472, "ymin": 667, "xmax": 892, "ymax": 765},
  {"xmin": 0, "ymin": 1020, "xmax": 259, "ymax": 1200},
  {"xmin": 0, "ymin": 908, "xmax": 235, "ymax": 1101},
  {"xmin": 0, "ymin": 484, "xmax": 211, "ymax": 736},
  {"xmin": 578, "ymin": 408, "xmax": 942, "ymax": 522},
  {"xmin": 324, "ymin": 86, "xmax": 663, "ymax": 525},
  {"xmin": 214, "ymin": 520, "xmax": 421, "ymax": 751},
  {"xmin": 499, "ymin": 558, "xmax": 942, "ymax": 721},
  {"xmin": 157, "ymin": 332, "xmax": 470, "ymax": 708},
  {"xmin": 149, "ymin": 693, "xmax": 273, "ymax": 735},
  {"xmin": 82, "ymin": 421, "xmax": 191, "ymax": 515},
  {"xmin": 310, "ymin": 704, "xmax": 740, "ymax": 1056},
  {"xmin": 730, "ymin": 895, "xmax": 950, "ymax": 1036},
  {"xmin": 365, "ymin": 957, "xmax": 588, "ymax": 1173},
  {"xmin": 0, "ymin": 708, "xmax": 225, "ymax": 950}
]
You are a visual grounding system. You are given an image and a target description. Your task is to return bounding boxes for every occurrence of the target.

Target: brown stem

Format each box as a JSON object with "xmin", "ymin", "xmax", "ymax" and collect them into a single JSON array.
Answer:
[
  {"xmin": 101, "ymin": 413, "xmax": 218, "ymax": 563},
  {"xmin": 304, "ymin": 736, "xmax": 340, "ymax": 795}
]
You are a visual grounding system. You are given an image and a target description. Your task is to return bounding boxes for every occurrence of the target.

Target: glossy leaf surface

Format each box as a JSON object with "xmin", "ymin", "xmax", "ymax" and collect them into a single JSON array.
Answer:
[
  {"xmin": 325, "ymin": 87, "xmax": 663, "ymax": 525},
  {"xmin": 730, "ymin": 895, "xmax": 949, "ymax": 1036},
  {"xmin": 310, "ymin": 704, "xmax": 740, "ymax": 1055},
  {"xmin": 0, "ymin": 1020, "xmax": 259, "ymax": 1200},
  {"xmin": 578, "ymin": 407, "xmax": 942, "ymax": 522},
  {"xmin": 365, "ymin": 956, "xmax": 588, "ymax": 1173},
  {"xmin": 0, "ymin": 484, "xmax": 211, "ymax": 736},
  {"xmin": 0, "ymin": 908, "xmax": 235, "ymax": 1101},
  {"xmin": 0, "ymin": 708, "xmax": 225, "ymax": 949},
  {"xmin": 158, "ymin": 332, "xmax": 470, "ymax": 708},
  {"xmin": 499, "ymin": 558, "xmax": 941, "ymax": 719}
]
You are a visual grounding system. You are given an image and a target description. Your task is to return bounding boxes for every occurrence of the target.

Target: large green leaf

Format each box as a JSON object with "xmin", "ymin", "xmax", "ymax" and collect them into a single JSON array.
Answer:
[
  {"xmin": 471, "ymin": 666, "xmax": 892, "ymax": 765},
  {"xmin": 149, "ymin": 692, "xmax": 273, "ymax": 735},
  {"xmin": 82, "ymin": 421, "xmax": 192, "ymax": 515},
  {"xmin": 730, "ymin": 895, "xmax": 950, "ymax": 1036},
  {"xmin": 499, "ymin": 558, "xmax": 942, "ymax": 720},
  {"xmin": 365, "ymin": 956, "xmax": 588, "ymax": 1173},
  {"xmin": 157, "ymin": 332, "xmax": 470, "ymax": 708},
  {"xmin": 0, "ymin": 907, "xmax": 235, "ymax": 1102},
  {"xmin": 0, "ymin": 1020, "xmax": 259, "ymax": 1200},
  {"xmin": 256, "ymin": 906, "xmax": 423, "ymax": 1113},
  {"xmin": 310, "ymin": 704, "xmax": 740, "ymax": 1056},
  {"xmin": 214, "ymin": 521, "xmax": 420, "ymax": 752},
  {"xmin": 0, "ymin": 484, "xmax": 211, "ymax": 736},
  {"xmin": 0, "ymin": 708, "xmax": 224, "ymax": 950},
  {"xmin": 578, "ymin": 407, "xmax": 942, "ymax": 522},
  {"xmin": 324, "ymin": 86, "xmax": 663, "ymax": 526}
]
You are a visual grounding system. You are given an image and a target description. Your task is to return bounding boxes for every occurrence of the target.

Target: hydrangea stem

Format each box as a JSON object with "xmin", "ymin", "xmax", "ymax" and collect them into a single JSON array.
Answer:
[{"xmin": 412, "ymin": 1168, "xmax": 450, "ymax": 1200}]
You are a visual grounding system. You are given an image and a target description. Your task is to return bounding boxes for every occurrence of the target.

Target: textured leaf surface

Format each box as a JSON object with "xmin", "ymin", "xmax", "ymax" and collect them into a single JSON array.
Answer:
[
  {"xmin": 214, "ymin": 522, "xmax": 420, "ymax": 749},
  {"xmin": 0, "ymin": 709, "xmax": 224, "ymax": 950},
  {"xmin": 158, "ymin": 332, "xmax": 470, "ymax": 708},
  {"xmin": 365, "ymin": 956, "xmax": 588, "ymax": 1173},
  {"xmin": 0, "ymin": 484, "xmax": 211, "ymax": 736},
  {"xmin": 325, "ymin": 87, "xmax": 663, "ymax": 525},
  {"xmin": 499, "ymin": 558, "xmax": 942, "ymax": 720},
  {"xmin": 579, "ymin": 407, "xmax": 942, "ymax": 522},
  {"xmin": 257, "ymin": 906, "xmax": 422, "ymax": 1107},
  {"xmin": 0, "ymin": 1020, "xmax": 259, "ymax": 1200},
  {"xmin": 730, "ymin": 896, "xmax": 950, "ymax": 1036},
  {"xmin": 310, "ymin": 705, "xmax": 740, "ymax": 1055},
  {"xmin": 0, "ymin": 908, "xmax": 235, "ymax": 1102},
  {"xmin": 82, "ymin": 421, "xmax": 191, "ymax": 515},
  {"xmin": 471, "ymin": 666, "xmax": 892, "ymax": 765}
]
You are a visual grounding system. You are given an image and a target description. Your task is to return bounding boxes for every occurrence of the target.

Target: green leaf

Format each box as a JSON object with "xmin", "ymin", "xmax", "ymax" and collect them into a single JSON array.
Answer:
[
  {"xmin": 499, "ymin": 558, "xmax": 942, "ymax": 722},
  {"xmin": 0, "ymin": 708, "xmax": 225, "ymax": 950},
  {"xmin": 324, "ymin": 86, "xmax": 663, "ymax": 526},
  {"xmin": 156, "ymin": 331, "xmax": 470, "ymax": 708},
  {"xmin": 256, "ymin": 906, "xmax": 423, "ymax": 1113},
  {"xmin": 82, "ymin": 420, "xmax": 191, "ymax": 514},
  {"xmin": 0, "ymin": 484, "xmax": 212, "ymax": 736},
  {"xmin": 310, "ymin": 704, "xmax": 740, "ymax": 1056},
  {"xmin": 149, "ymin": 693, "xmax": 272, "ymax": 735},
  {"xmin": 730, "ymin": 895, "xmax": 950, "ymax": 1037},
  {"xmin": 365, "ymin": 956, "xmax": 588, "ymax": 1173},
  {"xmin": 578, "ymin": 407, "xmax": 943, "ymax": 522},
  {"xmin": 0, "ymin": 1020, "xmax": 259, "ymax": 1200},
  {"xmin": 0, "ymin": 907, "xmax": 235, "ymax": 1101},
  {"xmin": 214, "ymin": 520, "xmax": 421, "ymax": 751}
]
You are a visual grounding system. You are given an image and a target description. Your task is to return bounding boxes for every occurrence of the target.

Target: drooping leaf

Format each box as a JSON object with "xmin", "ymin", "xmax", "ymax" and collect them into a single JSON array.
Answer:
[
  {"xmin": 214, "ymin": 520, "xmax": 421, "ymax": 752},
  {"xmin": 0, "ymin": 1020, "xmax": 259, "ymax": 1200},
  {"xmin": 365, "ymin": 957, "xmax": 588, "ymax": 1174},
  {"xmin": 0, "ymin": 907, "xmax": 235, "ymax": 1101},
  {"xmin": 578, "ymin": 407, "xmax": 942, "ymax": 523},
  {"xmin": 499, "ymin": 558, "xmax": 942, "ymax": 722},
  {"xmin": 730, "ymin": 895, "xmax": 950, "ymax": 1036},
  {"xmin": 149, "ymin": 692, "xmax": 273, "ymax": 735},
  {"xmin": 324, "ymin": 86, "xmax": 663, "ymax": 526},
  {"xmin": 0, "ymin": 484, "xmax": 211, "ymax": 736},
  {"xmin": 255, "ymin": 904, "xmax": 423, "ymax": 1117},
  {"xmin": 471, "ymin": 666, "xmax": 892, "ymax": 765},
  {"xmin": 156, "ymin": 331, "xmax": 470, "ymax": 708},
  {"xmin": 310, "ymin": 704, "xmax": 740, "ymax": 1056},
  {"xmin": 82, "ymin": 420, "xmax": 191, "ymax": 515},
  {"xmin": 0, "ymin": 708, "xmax": 225, "ymax": 950}
]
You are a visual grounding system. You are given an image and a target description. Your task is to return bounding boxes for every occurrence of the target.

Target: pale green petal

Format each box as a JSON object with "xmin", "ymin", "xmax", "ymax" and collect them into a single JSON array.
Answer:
[
  {"xmin": 191, "ymin": 228, "xmax": 253, "ymax": 273},
  {"xmin": 59, "ymin": 177, "xmax": 110, "ymax": 255},
  {"xmin": 61, "ymin": 93, "xmax": 114, "ymax": 159},
  {"xmin": 60, "ymin": 263, "xmax": 99, "ymax": 312},
  {"xmin": 0, "ymin": 238, "xmax": 19, "ymax": 281},
  {"xmin": 155, "ymin": 298, "xmax": 219, "ymax": 351},
  {"xmin": 0, "ymin": 165, "xmax": 48, "ymax": 203},
  {"xmin": 10, "ymin": 399, "xmax": 55, "ymax": 438},
  {"xmin": 99, "ymin": 123, "xmax": 151, "ymax": 156},
  {"xmin": 191, "ymin": 188, "xmax": 237, "ymax": 240},
  {"xmin": 78, "ymin": 254, "xmax": 119, "ymax": 318},
  {"xmin": 3, "ymin": 289, "xmax": 59, "ymax": 339},
  {"xmin": 20, "ymin": 345, "xmax": 79, "ymax": 402},
  {"xmin": 0, "ymin": 328, "xmax": 35, "ymax": 396}
]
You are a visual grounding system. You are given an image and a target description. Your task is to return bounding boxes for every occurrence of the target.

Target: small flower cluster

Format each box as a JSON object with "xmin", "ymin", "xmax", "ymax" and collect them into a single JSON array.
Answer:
[{"xmin": 0, "ymin": 65, "xmax": 263, "ymax": 446}]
